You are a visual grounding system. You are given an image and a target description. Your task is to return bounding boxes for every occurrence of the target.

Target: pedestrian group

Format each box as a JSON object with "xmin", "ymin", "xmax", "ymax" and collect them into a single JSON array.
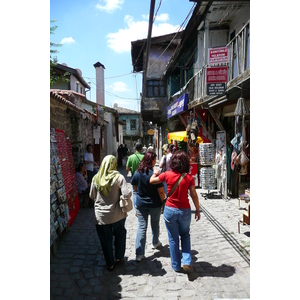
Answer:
[{"xmin": 76, "ymin": 141, "xmax": 201, "ymax": 273}]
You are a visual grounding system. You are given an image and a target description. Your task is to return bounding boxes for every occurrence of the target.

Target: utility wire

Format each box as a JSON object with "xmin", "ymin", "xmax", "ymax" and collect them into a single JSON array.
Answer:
[
  {"xmin": 83, "ymin": 71, "xmax": 142, "ymax": 81},
  {"xmin": 88, "ymin": 78, "xmax": 140, "ymax": 101},
  {"xmin": 153, "ymin": 0, "xmax": 162, "ymax": 23},
  {"xmin": 133, "ymin": 2, "xmax": 196, "ymax": 73},
  {"xmin": 147, "ymin": 2, "xmax": 196, "ymax": 72}
]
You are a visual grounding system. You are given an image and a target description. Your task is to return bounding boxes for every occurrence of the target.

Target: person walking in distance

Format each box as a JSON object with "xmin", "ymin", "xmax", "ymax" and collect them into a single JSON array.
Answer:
[
  {"xmin": 150, "ymin": 151, "xmax": 201, "ymax": 273},
  {"xmin": 89, "ymin": 155, "xmax": 131, "ymax": 271},
  {"xmin": 126, "ymin": 142, "xmax": 145, "ymax": 210},
  {"xmin": 126, "ymin": 142, "xmax": 144, "ymax": 176},
  {"xmin": 84, "ymin": 144, "xmax": 98, "ymax": 185}
]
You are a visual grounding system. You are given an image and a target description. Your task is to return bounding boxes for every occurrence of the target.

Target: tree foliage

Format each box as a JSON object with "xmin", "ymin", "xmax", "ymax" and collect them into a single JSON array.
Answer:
[{"xmin": 50, "ymin": 20, "xmax": 69, "ymax": 86}]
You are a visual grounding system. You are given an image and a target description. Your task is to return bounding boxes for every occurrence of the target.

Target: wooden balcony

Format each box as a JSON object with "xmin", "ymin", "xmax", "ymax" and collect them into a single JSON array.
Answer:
[
  {"xmin": 187, "ymin": 20, "xmax": 250, "ymax": 109},
  {"xmin": 141, "ymin": 97, "xmax": 168, "ymax": 124}
]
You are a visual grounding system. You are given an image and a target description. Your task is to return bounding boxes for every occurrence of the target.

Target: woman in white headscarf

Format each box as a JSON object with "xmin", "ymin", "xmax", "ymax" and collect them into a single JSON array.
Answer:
[{"xmin": 89, "ymin": 155, "xmax": 131, "ymax": 271}]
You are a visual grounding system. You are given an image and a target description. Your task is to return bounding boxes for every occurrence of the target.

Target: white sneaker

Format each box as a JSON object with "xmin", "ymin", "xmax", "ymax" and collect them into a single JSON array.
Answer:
[
  {"xmin": 152, "ymin": 241, "xmax": 162, "ymax": 249},
  {"xmin": 136, "ymin": 255, "xmax": 145, "ymax": 262}
]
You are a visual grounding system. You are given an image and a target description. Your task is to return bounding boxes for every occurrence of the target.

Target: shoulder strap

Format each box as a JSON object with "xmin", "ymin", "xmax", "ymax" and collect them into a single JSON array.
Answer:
[
  {"xmin": 167, "ymin": 173, "xmax": 186, "ymax": 198},
  {"xmin": 135, "ymin": 153, "xmax": 141, "ymax": 162}
]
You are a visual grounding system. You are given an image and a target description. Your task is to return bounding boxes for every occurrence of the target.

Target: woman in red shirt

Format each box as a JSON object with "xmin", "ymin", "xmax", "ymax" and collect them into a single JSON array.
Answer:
[{"xmin": 150, "ymin": 151, "xmax": 200, "ymax": 272}]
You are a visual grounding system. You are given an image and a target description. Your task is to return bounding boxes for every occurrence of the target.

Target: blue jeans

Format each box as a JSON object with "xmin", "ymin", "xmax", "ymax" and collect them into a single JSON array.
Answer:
[
  {"xmin": 133, "ymin": 191, "xmax": 137, "ymax": 207},
  {"xmin": 135, "ymin": 206, "xmax": 161, "ymax": 256},
  {"xmin": 163, "ymin": 206, "xmax": 192, "ymax": 271},
  {"xmin": 95, "ymin": 218, "xmax": 126, "ymax": 267}
]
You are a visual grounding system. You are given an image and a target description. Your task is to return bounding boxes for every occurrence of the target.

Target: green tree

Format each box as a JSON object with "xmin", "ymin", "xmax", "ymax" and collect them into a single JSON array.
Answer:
[{"xmin": 50, "ymin": 20, "xmax": 69, "ymax": 86}]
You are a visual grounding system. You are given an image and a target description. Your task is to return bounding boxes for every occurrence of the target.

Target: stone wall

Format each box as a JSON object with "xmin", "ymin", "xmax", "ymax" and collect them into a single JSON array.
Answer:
[{"xmin": 50, "ymin": 97, "xmax": 95, "ymax": 168}]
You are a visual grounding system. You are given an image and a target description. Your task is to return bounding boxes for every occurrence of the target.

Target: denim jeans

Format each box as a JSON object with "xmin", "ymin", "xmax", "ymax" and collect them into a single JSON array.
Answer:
[
  {"xmin": 95, "ymin": 218, "xmax": 126, "ymax": 267},
  {"xmin": 133, "ymin": 191, "xmax": 137, "ymax": 206},
  {"xmin": 135, "ymin": 206, "xmax": 161, "ymax": 256},
  {"xmin": 163, "ymin": 206, "xmax": 192, "ymax": 271}
]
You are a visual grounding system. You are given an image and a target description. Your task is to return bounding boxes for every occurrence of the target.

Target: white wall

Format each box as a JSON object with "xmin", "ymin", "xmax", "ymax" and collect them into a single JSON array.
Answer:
[
  {"xmin": 104, "ymin": 112, "xmax": 117, "ymax": 157},
  {"xmin": 95, "ymin": 66, "xmax": 105, "ymax": 106},
  {"xmin": 118, "ymin": 123, "xmax": 124, "ymax": 147},
  {"xmin": 70, "ymin": 75, "xmax": 86, "ymax": 95},
  {"xmin": 197, "ymin": 29, "xmax": 228, "ymax": 71}
]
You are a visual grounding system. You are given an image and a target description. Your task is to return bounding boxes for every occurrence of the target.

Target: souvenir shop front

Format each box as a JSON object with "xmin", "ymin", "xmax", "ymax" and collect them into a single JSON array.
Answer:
[
  {"xmin": 50, "ymin": 128, "xmax": 80, "ymax": 251},
  {"xmin": 166, "ymin": 96, "xmax": 250, "ymax": 199}
]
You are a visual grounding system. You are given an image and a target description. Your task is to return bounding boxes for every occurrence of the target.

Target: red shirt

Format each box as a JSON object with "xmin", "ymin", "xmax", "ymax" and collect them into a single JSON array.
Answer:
[{"xmin": 158, "ymin": 171, "xmax": 195, "ymax": 209}]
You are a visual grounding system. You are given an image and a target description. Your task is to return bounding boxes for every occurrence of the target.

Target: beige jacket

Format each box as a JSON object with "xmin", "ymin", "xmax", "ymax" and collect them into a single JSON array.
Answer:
[{"xmin": 89, "ymin": 174, "xmax": 131, "ymax": 225}]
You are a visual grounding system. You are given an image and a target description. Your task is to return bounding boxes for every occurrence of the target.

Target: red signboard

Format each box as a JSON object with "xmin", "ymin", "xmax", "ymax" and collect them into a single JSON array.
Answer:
[
  {"xmin": 208, "ymin": 47, "xmax": 229, "ymax": 65},
  {"xmin": 206, "ymin": 66, "xmax": 228, "ymax": 83}
]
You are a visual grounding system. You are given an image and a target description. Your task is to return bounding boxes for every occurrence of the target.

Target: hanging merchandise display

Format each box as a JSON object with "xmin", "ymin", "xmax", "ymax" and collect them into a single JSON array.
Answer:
[
  {"xmin": 199, "ymin": 143, "xmax": 215, "ymax": 165},
  {"xmin": 50, "ymin": 128, "xmax": 70, "ymax": 248},
  {"xmin": 199, "ymin": 143, "xmax": 216, "ymax": 189},
  {"xmin": 200, "ymin": 167, "xmax": 216, "ymax": 190},
  {"xmin": 216, "ymin": 131, "xmax": 227, "ymax": 199},
  {"xmin": 232, "ymin": 97, "xmax": 250, "ymax": 176},
  {"xmin": 54, "ymin": 129, "xmax": 80, "ymax": 226}
]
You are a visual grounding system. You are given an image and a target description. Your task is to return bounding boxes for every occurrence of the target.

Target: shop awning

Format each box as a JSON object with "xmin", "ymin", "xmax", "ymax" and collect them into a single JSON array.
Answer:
[{"xmin": 167, "ymin": 131, "xmax": 210, "ymax": 144}]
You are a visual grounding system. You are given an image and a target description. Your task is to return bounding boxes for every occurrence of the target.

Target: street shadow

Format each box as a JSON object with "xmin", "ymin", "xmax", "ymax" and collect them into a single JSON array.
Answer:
[
  {"xmin": 86, "ymin": 247, "xmax": 167, "ymax": 299},
  {"xmin": 111, "ymin": 251, "xmax": 167, "ymax": 277},
  {"xmin": 186, "ymin": 250, "xmax": 236, "ymax": 281},
  {"xmin": 201, "ymin": 192, "xmax": 223, "ymax": 200},
  {"xmin": 187, "ymin": 261, "xmax": 236, "ymax": 281}
]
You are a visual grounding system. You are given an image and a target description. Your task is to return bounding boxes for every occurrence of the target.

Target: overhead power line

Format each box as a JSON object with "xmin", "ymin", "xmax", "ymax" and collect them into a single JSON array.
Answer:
[{"xmin": 88, "ymin": 79, "xmax": 140, "ymax": 101}]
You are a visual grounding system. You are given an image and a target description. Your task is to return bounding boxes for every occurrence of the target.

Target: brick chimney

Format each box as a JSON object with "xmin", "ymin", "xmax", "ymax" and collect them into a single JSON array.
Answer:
[{"xmin": 93, "ymin": 62, "xmax": 105, "ymax": 105}]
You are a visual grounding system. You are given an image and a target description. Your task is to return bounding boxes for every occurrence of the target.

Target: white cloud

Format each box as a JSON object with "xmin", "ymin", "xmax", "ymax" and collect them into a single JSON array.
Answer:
[
  {"xmin": 154, "ymin": 13, "xmax": 169, "ymax": 22},
  {"xmin": 143, "ymin": 13, "xmax": 170, "ymax": 22},
  {"xmin": 110, "ymin": 81, "xmax": 130, "ymax": 93},
  {"xmin": 95, "ymin": 0, "xmax": 124, "ymax": 14},
  {"xmin": 107, "ymin": 14, "xmax": 179, "ymax": 53},
  {"xmin": 60, "ymin": 37, "xmax": 75, "ymax": 44}
]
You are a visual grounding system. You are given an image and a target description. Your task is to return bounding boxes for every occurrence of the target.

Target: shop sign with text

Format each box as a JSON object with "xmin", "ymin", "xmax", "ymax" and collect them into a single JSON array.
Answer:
[
  {"xmin": 208, "ymin": 47, "xmax": 229, "ymax": 65},
  {"xmin": 206, "ymin": 66, "xmax": 228, "ymax": 83},
  {"xmin": 167, "ymin": 93, "xmax": 188, "ymax": 119},
  {"xmin": 206, "ymin": 66, "xmax": 228, "ymax": 96}
]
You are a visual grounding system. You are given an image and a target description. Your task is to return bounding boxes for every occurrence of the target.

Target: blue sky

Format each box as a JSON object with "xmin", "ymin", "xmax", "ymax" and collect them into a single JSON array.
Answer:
[{"xmin": 50, "ymin": 0, "xmax": 196, "ymax": 111}]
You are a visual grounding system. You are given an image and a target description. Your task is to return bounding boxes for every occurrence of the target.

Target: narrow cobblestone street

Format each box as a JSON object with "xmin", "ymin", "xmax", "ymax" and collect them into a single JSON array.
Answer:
[{"xmin": 50, "ymin": 165, "xmax": 250, "ymax": 299}]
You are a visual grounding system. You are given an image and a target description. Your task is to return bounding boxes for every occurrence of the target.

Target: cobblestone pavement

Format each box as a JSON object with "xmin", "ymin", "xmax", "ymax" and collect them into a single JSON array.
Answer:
[{"xmin": 50, "ymin": 165, "xmax": 250, "ymax": 299}]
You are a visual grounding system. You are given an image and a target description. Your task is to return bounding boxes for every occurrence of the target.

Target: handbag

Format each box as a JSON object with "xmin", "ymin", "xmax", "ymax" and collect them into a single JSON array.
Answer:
[
  {"xmin": 236, "ymin": 151, "xmax": 249, "ymax": 166},
  {"xmin": 161, "ymin": 173, "xmax": 186, "ymax": 214},
  {"xmin": 119, "ymin": 188, "xmax": 133, "ymax": 213}
]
